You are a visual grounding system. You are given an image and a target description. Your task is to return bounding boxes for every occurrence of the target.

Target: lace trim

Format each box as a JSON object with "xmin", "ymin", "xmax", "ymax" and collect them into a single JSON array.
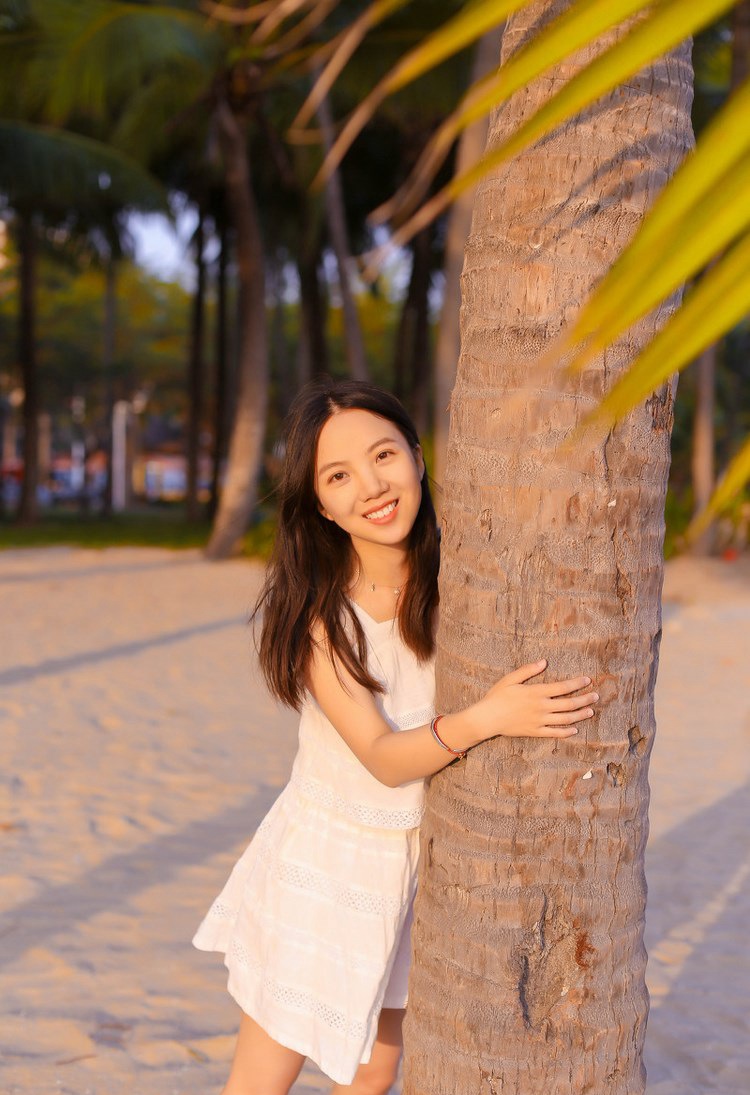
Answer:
[
  {"xmin": 392, "ymin": 703, "xmax": 435, "ymax": 731},
  {"xmin": 290, "ymin": 772, "xmax": 424, "ymax": 830},
  {"xmin": 227, "ymin": 938, "xmax": 369, "ymax": 1040},
  {"xmin": 205, "ymin": 844, "xmax": 407, "ymax": 920}
]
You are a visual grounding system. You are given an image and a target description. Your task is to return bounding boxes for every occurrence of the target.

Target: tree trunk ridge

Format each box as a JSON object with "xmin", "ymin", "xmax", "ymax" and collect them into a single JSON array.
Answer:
[{"xmin": 404, "ymin": 3, "xmax": 694, "ymax": 1092}]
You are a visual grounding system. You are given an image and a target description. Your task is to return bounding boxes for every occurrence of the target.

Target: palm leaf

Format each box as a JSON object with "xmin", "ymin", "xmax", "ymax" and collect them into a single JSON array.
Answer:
[
  {"xmin": 0, "ymin": 119, "xmax": 168, "ymax": 212},
  {"xmin": 374, "ymin": 0, "xmax": 663, "ymax": 223},
  {"xmin": 559, "ymin": 77, "xmax": 750, "ymax": 369},
  {"xmin": 291, "ymin": 0, "xmax": 413, "ymax": 132},
  {"xmin": 28, "ymin": 0, "xmax": 218, "ymax": 126},
  {"xmin": 302, "ymin": 0, "xmax": 529, "ymax": 179},
  {"xmin": 687, "ymin": 434, "xmax": 750, "ymax": 539},
  {"xmin": 375, "ymin": 0, "xmax": 737, "ymax": 260},
  {"xmin": 574, "ymin": 233, "xmax": 750, "ymax": 434}
]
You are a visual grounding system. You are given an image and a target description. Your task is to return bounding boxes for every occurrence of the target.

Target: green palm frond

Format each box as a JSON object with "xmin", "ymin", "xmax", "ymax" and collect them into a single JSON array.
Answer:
[
  {"xmin": 559, "ymin": 77, "xmax": 750, "ymax": 370},
  {"xmin": 0, "ymin": 120, "xmax": 168, "ymax": 212},
  {"xmin": 371, "ymin": 0, "xmax": 683, "ymax": 223},
  {"xmin": 575, "ymin": 234, "xmax": 750, "ymax": 436},
  {"xmin": 377, "ymin": 0, "xmax": 736, "ymax": 254},
  {"xmin": 688, "ymin": 433, "xmax": 750, "ymax": 539},
  {"xmin": 291, "ymin": 0, "xmax": 418, "ymax": 132},
  {"xmin": 24, "ymin": 0, "xmax": 220, "ymax": 126}
]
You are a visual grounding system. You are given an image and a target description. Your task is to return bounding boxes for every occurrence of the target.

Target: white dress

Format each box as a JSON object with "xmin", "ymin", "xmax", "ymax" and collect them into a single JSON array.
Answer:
[{"xmin": 192, "ymin": 600, "xmax": 436, "ymax": 1084}]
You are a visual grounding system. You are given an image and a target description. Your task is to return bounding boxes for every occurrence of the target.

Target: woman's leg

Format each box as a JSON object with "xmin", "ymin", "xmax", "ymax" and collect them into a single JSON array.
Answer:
[
  {"xmin": 221, "ymin": 1010, "xmax": 305, "ymax": 1095},
  {"xmin": 328, "ymin": 1008, "xmax": 405, "ymax": 1095}
]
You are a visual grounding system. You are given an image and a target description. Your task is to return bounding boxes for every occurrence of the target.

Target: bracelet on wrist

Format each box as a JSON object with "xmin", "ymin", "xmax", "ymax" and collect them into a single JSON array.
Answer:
[{"xmin": 430, "ymin": 714, "xmax": 467, "ymax": 759}]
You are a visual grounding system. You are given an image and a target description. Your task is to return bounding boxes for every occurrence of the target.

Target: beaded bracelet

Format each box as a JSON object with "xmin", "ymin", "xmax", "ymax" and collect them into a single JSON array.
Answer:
[{"xmin": 430, "ymin": 714, "xmax": 467, "ymax": 759}]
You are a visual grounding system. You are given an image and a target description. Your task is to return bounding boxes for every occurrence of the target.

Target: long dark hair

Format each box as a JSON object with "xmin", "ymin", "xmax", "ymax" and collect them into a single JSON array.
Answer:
[{"xmin": 251, "ymin": 376, "xmax": 440, "ymax": 710}]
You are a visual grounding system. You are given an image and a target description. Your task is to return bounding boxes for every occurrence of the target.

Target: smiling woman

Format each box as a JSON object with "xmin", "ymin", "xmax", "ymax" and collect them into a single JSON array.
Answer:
[
  {"xmin": 315, "ymin": 409, "xmax": 426, "ymax": 593},
  {"xmin": 191, "ymin": 376, "xmax": 596, "ymax": 1095}
]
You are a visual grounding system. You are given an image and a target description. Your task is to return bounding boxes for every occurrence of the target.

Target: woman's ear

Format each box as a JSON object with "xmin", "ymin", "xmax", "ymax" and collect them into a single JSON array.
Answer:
[
  {"xmin": 318, "ymin": 500, "xmax": 333, "ymax": 521},
  {"xmin": 415, "ymin": 444, "xmax": 426, "ymax": 481}
]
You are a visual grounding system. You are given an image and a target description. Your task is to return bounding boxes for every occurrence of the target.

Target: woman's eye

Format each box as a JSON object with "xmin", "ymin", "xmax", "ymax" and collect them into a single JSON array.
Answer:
[
  {"xmin": 329, "ymin": 471, "xmax": 346, "ymax": 483},
  {"xmin": 376, "ymin": 450, "xmax": 394, "ymax": 461}
]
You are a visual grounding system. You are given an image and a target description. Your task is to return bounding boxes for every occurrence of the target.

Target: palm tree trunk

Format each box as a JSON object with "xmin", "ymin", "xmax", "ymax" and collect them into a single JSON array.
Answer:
[
  {"xmin": 209, "ymin": 216, "xmax": 229, "ymax": 521},
  {"xmin": 205, "ymin": 101, "xmax": 269, "ymax": 560},
  {"xmin": 433, "ymin": 27, "xmax": 504, "ymax": 511},
  {"xmin": 316, "ymin": 88, "xmax": 369, "ymax": 382},
  {"xmin": 187, "ymin": 206, "xmax": 206, "ymax": 522},
  {"xmin": 101, "ymin": 255, "xmax": 117, "ymax": 517},
  {"xmin": 408, "ymin": 226, "xmax": 432, "ymax": 437},
  {"xmin": 17, "ymin": 212, "xmax": 38, "ymax": 524},
  {"xmin": 297, "ymin": 236, "xmax": 329, "ymax": 381},
  {"xmin": 404, "ymin": 5, "xmax": 694, "ymax": 1093},
  {"xmin": 392, "ymin": 227, "xmax": 431, "ymax": 426}
]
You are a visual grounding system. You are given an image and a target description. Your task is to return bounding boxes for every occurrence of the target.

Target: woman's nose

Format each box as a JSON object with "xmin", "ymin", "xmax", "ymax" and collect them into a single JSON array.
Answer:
[{"xmin": 359, "ymin": 465, "xmax": 388, "ymax": 499}]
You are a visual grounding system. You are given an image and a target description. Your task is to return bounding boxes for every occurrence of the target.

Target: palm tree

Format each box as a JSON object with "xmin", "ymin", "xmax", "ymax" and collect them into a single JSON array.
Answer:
[{"xmin": 400, "ymin": 5, "xmax": 694, "ymax": 1089}]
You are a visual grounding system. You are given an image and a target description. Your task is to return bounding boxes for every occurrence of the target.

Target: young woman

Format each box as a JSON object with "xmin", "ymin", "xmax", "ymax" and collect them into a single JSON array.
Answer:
[{"xmin": 192, "ymin": 377, "xmax": 598, "ymax": 1095}]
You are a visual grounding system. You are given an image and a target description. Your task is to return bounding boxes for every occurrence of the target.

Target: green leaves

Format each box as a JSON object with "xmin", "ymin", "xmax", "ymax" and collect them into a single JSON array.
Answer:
[
  {"xmin": 0, "ymin": 120, "xmax": 168, "ymax": 213},
  {"xmin": 316, "ymin": 0, "xmax": 749, "ymax": 526}
]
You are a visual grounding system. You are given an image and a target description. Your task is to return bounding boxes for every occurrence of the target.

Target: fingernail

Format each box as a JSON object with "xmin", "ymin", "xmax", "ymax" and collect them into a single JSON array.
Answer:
[
  {"xmin": 592, "ymin": 693, "xmax": 599, "ymax": 701},
  {"xmin": 584, "ymin": 677, "xmax": 591, "ymax": 684},
  {"xmin": 539, "ymin": 659, "xmax": 547, "ymax": 666},
  {"xmin": 587, "ymin": 708, "xmax": 594, "ymax": 716}
]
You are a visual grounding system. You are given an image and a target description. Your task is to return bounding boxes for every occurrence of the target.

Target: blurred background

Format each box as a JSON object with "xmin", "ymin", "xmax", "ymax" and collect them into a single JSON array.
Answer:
[{"xmin": 0, "ymin": 1, "xmax": 748, "ymax": 561}]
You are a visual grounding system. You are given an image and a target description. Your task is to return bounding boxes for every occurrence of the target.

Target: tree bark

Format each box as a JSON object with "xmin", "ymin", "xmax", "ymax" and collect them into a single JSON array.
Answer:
[
  {"xmin": 433, "ymin": 27, "xmax": 504, "ymax": 512},
  {"xmin": 316, "ymin": 88, "xmax": 369, "ymax": 381},
  {"xmin": 404, "ymin": 5, "xmax": 694, "ymax": 1093},
  {"xmin": 205, "ymin": 100, "xmax": 269, "ymax": 559},
  {"xmin": 17, "ymin": 212, "xmax": 38, "ymax": 524},
  {"xmin": 187, "ymin": 206, "xmax": 206, "ymax": 522}
]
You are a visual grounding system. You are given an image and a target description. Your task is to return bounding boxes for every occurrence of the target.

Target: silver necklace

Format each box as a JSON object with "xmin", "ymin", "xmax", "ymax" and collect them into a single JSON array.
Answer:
[
  {"xmin": 353, "ymin": 567, "xmax": 403, "ymax": 597},
  {"xmin": 368, "ymin": 579, "xmax": 402, "ymax": 596}
]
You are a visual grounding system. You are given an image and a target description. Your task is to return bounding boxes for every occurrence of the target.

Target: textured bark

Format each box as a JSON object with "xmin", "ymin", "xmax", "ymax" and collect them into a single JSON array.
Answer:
[
  {"xmin": 434, "ymin": 27, "xmax": 504, "ymax": 510},
  {"xmin": 404, "ymin": 5, "xmax": 694, "ymax": 1093},
  {"xmin": 205, "ymin": 101, "xmax": 269, "ymax": 559},
  {"xmin": 187, "ymin": 207, "xmax": 206, "ymax": 523},
  {"xmin": 17, "ymin": 213, "xmax": 38, "ymax": 524}
]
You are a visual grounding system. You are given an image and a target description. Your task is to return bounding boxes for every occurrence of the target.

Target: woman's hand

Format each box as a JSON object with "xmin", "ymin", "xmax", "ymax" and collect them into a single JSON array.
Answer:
[{"xmin": 473, "ymin": 659, "xmax": 598, "ymax": 741}]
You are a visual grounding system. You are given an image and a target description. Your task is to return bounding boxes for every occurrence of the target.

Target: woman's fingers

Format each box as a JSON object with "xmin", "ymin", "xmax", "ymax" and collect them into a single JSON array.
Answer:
[
  {"xmin": 501, "ymin": 660, "xmax": 548, "ymax": 686},
  {"xmin": 527, "ymin": 724, "xmax": 579, "ymax": 737},
  {"xmin": 545, "ymin": 707, "xmax": 595, "ymax": 726},
  {"xmin": 545, "ymin": 691, "xmax": 599, "ymax": 712},
  {"xmin": 542, "ymin": 676, "xmax": 593, "ymax": 697}
]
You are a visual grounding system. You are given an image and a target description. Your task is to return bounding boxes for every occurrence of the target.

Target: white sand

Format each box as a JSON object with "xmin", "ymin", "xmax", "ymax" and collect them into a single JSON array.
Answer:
[{"xmin": 0, "ymin": 546, "xmax": 748, "ymax": 1094}]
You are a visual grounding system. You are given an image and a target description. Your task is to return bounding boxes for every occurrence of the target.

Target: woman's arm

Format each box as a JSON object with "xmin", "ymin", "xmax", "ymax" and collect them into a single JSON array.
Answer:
[{"xmin": 305, "ymin": 619, "xmax": 598, "ymax": 788}]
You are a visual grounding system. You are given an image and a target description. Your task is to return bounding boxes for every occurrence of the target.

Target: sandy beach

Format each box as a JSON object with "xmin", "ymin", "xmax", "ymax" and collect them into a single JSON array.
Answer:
[{"xmin": 1, "ymin": 545, "xmax": 748, "ymax": 1095}]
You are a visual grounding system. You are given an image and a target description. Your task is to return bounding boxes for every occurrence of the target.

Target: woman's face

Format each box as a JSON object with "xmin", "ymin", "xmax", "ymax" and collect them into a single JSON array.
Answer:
[{"xmin": 314, "ymin": 408, "xmax": 425, "ymax": 553}]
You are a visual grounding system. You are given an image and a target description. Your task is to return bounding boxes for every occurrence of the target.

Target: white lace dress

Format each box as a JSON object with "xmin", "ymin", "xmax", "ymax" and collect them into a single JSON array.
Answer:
[{"xmin": 191, "ymin": 601, "xmax": 436, "ymax": 1084}]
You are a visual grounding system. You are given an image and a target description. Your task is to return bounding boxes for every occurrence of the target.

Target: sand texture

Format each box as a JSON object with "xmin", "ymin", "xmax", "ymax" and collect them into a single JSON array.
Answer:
[{"xmin": 1, "ymin": 546, "xmax": 748, "ymax": 1095}]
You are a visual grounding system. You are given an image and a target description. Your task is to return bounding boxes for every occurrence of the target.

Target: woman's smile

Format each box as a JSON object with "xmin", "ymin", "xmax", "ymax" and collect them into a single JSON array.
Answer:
[{"xmin": 363, "ymin": 499, "xmax": 399, "ymax": 523}]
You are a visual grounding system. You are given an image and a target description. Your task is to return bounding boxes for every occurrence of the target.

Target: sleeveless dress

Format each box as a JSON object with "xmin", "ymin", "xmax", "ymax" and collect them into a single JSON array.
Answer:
[{"xmin": 191, "ymin": 600, "xmax": 436, "ymax": 1084}]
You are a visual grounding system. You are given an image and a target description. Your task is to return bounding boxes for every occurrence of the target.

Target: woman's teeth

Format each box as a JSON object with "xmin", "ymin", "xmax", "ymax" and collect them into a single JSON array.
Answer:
[{"xmin": 366, "ymin": 500, "xmax": 398, "ymax": 520}]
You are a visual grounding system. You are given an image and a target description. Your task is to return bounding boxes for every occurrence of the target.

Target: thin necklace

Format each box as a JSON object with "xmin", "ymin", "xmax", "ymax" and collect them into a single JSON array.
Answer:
[
  {"xmin": 368, "ymin": 578, "xmax": 402, "ymax": 596},
  {"xmin": 352, "ymin": 566, "xmax": 403, "ymax": 597}
]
